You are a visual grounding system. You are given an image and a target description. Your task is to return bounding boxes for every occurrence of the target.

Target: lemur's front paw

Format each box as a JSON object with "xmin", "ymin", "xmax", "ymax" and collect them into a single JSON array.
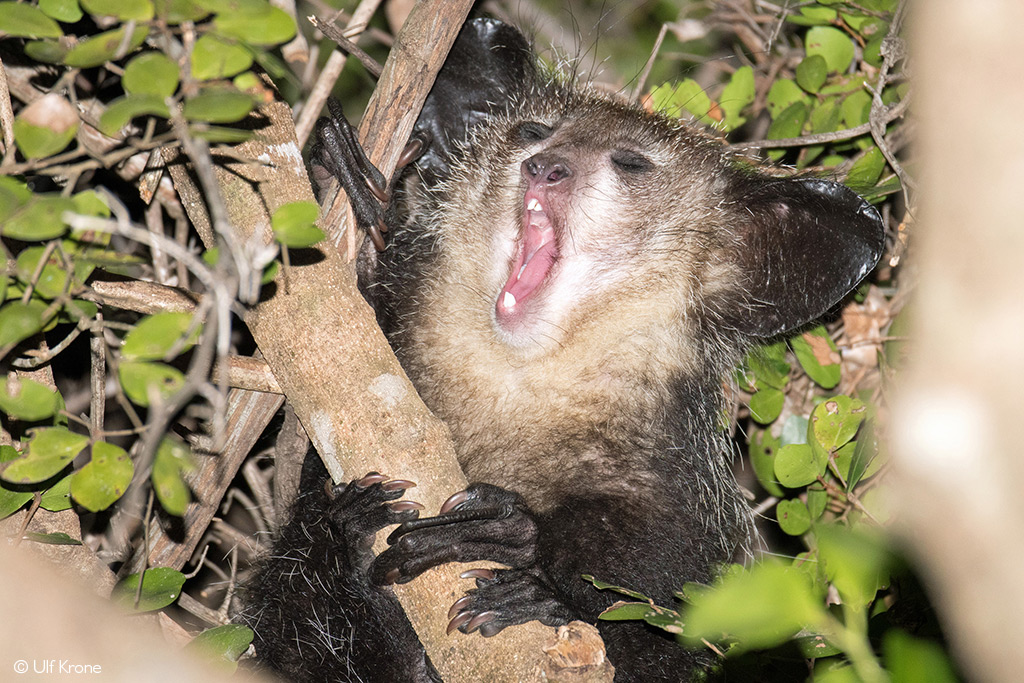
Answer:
[
  {"xmin": 446, "ymin": 566, "xmax": 578, "ymax": 637},
  {"xmin": 325, "ymin": 472, "xmax": 423, "ymax": 577},
  {"xmin": 371, "ymin": 483, "xmax": 539, "ymax": 585}
]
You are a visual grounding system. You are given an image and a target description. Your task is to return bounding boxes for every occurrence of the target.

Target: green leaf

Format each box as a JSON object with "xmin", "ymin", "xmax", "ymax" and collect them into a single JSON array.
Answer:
[
  {"xmin": 195, "ymin": 0, "xmax": 268, "ymax": 11},
  {"xmin": 809, "ymin": 395, "xmax": 866, "ymax": 456},
  {"xmin": 746, "ymin": 341, "xmax": 790, "ymax": 390},
  {"xmin": 767, "ymin": 101, "xmax": 808, "ymax": 160},
  {"xmin": 118, "ymin": 361, "xmax": 186, "ymax": 407},
  {"xmin": 40, "ymin": 0, "xmax": 83, "ymax": 23},
  {"xmin": 188, "ymin": 125, "xmax": 254, "ymax": 143},
  {"xmin": 599, "ymin": 602, "xmax": 657, "ymax": 621},
  {"xmin": 187, "ymin": 624, "xmax": 254, "ymax": 670},
  {"xmin": 790, "ymin": 326, "xmax": 841, "ymax": 389},
  {"xmin": 64, "ymin": 24, "xmax": 149, "ymax": 68},
  {"xmin": 3, "ymin": 194, "xmax": 74, "ymax": 240},
  {"xmin": 0, "ymin": 376, "xmax": 61, "ymax": 421},
  {"xmin": 153, "ymin": 0, "xmax": 210, "ymax": 23},
  {"xmin": 846, "ymin": 147, "xmax": 887, "ymax": 191},
  {"xmin": 719, "ymin": 66, "xmax": 754, "ymax": 131},
  {"xmin": 768, "ymin": 101, "xmax": 808, "ymax": 140},
  {"xmin": 847, "ymin": 420, "xmax": 881, "ymax": 490},
  {"xmin": 795, "ymin": 633, "xmax": 843, "ymax": 659},
  {"xmin": 124, "ymin": 52, "xmax": 179, "ymax": 97},
  {"xmin": 39, "ymin": 474, "xmax": 73, "ymax": 511},
  {"xmin": 152, "ymin": 435, "xmax": 194, "ymax": 515},
  {"xmin": 13, "ymin": 94, "xmax": 79, "ymax": 159},
  {"xmin": 884, "ymin": 631, "xmax": 958, "ymax": 683},
  {"xmin": 831, "ymin": 441, "xmax": 858, "ymax": 483},
  {"xmin": 801, "ymin": 98, "xmax": 841, "ymax": 168},
  {"xmin": 16, "ymin": 246, "xmax": 70, "ymax": 299},
  {"xmin": 749, "ymin": 386, "xmax": 784, "ymax": 425},
  {"xmin": 0, "ymin": 176, "xmax": 32, "ymax": 221},
  {"xmin": 24, "ymin": 531, "xmax": 81, "ymax": 545},
  {"xmin": 0, "ymin": 445, "xmax": 34, "ymax": 519},
  {"xmin": 806, "ymin": 26, "xmax": 855, "ymax": 74},
  {"xmin": 71, "ymin": 189, "xmax": 111, "ymax": 218},
  {"xmin": 98, "ymin": 94, "xmax": 171, "ymax": 137},
  {"xmin": 112, "ymin": 567, "xmax": 186, "ymax": 612},
  {"xmin": 81, "ymin": 0, "xmax": 154, "ymax": 21},
  {"xmin": 0, "ymin": 2, "xmax": 63, "ymax": 38},
  {"xmin": 796, "ymin": 55, "xmax": 828, "ymax": 94},
  {"xmin": 649, "ymin": 80, "xmax": 715, "ymax": 126},
  {"xmin": 749, "ymin": 429, "xmax": 784, "ymax": 497},
  {"xmin": 182, "ymin": 87, "xmax": 254, "ymax": 123},
  {"xmin": 774, "ymin": 443, "xmax": 825, "ymax": 488},
  {"xmin": 765, "ymin": 79, "xmax": 806, "ymax": 119},
  {"xmin": 24, "ymin": 39, "xmax": 68, "ymax": 64},
  {"xmin": 192, "ymin": 34, "xmax": 253, "ymax": 80},
  {"xmin": 846, "ymin": 15, "xmax": 889, "ymax": 42},
  {"xmin": 213, "ymin": 5, "xmax": 296, "ymax": 47},
  {"xmin": 806, "ymin": 484, "xmax": 828, "ymax": 520},
  {"xmin": 272, "ymin": 201, "xmax": 323, "ymax": 248},
  {"xmin": 584, "ymin": 575, "xmax": 654, "ymax": 601},
  {"xmin": 70, "ymin": 441, "xmax": 133, "ymax": 512},
  {"xmin": 841, "ymin": 89, "xmax": 872, "ymax": 128},
  {"xmin": 233, "ymin": 70, "xmax": 260, "ymax": 91},
  {"xmin": 780, "ymin": 414, "xmax": 808, "ymax": 447},
  {"xmin": 0, "ymin": 427, "xmax": 89, "ymax": 485},
  {"xmin": 777, "ymin": 498, "xmax": 812, "ymax": 536},
  {"xmin": 816, "ymin": 524, "xmax": 889, "ymax": 607},
  {"xmin": 121, "ymin": 311, "xmax": 202, "ymax": 361},
  {"xmin": 683, "ymin": 561, "xmax": 826, "ymax": 652},
  {"xmin": 863, "ymin": 34, "xmax": 884, "ymax": 68},
  {"xmin": 786, "ymin": 6, "xmax": 837, "ymax": 26},
  {"xmin": 60, "ymin": 299, "xmax": 99, "ymax": 323},
  {"xmin": 0, "ymin": 300, "xmax": 53, "ymax": 351}
]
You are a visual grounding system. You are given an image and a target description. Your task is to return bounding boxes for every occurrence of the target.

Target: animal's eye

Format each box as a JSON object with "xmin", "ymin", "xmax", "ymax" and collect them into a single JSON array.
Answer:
[
  {"xmin": 515, "ymin": 121, "xmax": 553, "ymax": 143},
  {"xmin": 611, "ymin": 150, "xmax": 654, "ymax": 174}
]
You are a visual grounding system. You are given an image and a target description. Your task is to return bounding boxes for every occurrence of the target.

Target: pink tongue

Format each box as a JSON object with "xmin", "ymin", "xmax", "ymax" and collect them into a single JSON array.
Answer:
[{"xmin": 497, "ymin": 219, "xmax": 557, "ymax": 316}]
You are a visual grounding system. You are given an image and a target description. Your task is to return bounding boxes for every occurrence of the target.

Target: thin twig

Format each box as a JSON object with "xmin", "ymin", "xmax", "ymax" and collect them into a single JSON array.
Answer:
[
  {"xmin": 0, "ymin": 55, "xmax": 16, "ymax": 162},
  {"xmin": 631, "ymin": 23, "xmax": 669, "ymax": 103},
  {"xmin": 867, "ymin": 0, "xmax": 914, "ymax": 201},
  {"xmin": 309, "ymin": 16, "xmax": 384, "ymax": 78},
  {"xmin": 294, "ymin": 0, "xmax": 384, "ymax": 147}
]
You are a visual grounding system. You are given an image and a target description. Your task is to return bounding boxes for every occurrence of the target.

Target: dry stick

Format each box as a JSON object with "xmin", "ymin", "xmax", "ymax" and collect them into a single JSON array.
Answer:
[
  {"xmin": 868, "ymin": 1, "xmax": 914, "ymax": 201},
  {"xmin": 294, "ymin": 0, "xmax": 383, "ymax": 147},
  {"xmin": 310, "ymin": 16, "xmax": 384, "ymax": 78},
  {"xmin": 0, "ymin": 55, "xmax": 15, "ymax": 160},
  {"xmin": 631, "ymin": 22, "xmax": 669, "ymax": 103}
]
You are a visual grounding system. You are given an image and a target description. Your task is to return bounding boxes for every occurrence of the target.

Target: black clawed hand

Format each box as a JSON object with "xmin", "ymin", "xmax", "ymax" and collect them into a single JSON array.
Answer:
[
  {"xmin": 323, "ymin": 472, "xmax": 423, "ymax": 575},
  {"xmin": 311, "ymin": 99, "xmax": 427, "ymax": 251},
  {"xmin": 444, "ymin": 567, "xmax": 578, "ymax": 638}
]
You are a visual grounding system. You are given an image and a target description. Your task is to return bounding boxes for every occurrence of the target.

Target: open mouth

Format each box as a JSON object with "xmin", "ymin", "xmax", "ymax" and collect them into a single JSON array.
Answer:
[{"xmin": 495, "ymin": 192, "xmax": 560, "ymax": 324}]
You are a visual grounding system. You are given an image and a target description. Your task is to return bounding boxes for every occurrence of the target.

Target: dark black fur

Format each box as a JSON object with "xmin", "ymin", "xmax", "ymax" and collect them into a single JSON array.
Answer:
[{"xmin": 241, "ymin": 18, "xmax": 884, "ymax": 682}]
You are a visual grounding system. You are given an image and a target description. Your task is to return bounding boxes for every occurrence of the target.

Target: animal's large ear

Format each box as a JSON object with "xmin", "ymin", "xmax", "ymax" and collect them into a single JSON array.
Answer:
[
  {"xmin": 721, "ymin": 175, "xmax": 885, "ymax": 338},
  {"xmin": 414, "ymin": 18, "xmax": 535, "ymax": 183}
]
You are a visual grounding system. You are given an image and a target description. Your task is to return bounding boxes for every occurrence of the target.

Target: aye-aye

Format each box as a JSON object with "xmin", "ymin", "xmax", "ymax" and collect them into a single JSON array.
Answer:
[{"xmin": 242, "ymin": 18, "xmax": 884, "ymax": 683}]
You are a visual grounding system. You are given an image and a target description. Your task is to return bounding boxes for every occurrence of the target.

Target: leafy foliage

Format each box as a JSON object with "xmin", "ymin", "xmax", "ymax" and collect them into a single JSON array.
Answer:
[{"xmin": 0, "ymin": 0, "xmax": 298, "ymax": 663}]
